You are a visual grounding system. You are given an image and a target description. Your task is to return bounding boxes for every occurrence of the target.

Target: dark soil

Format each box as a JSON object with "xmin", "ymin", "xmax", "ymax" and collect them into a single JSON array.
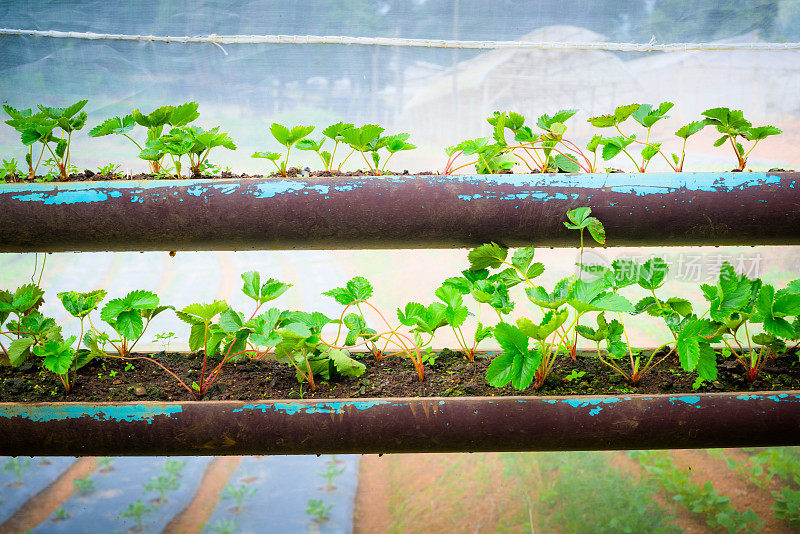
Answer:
[
  {"xmin": 8, "ymin": 167, "xmax": 437, "ymax": 184},
  {"xmin": 1, "ymin": 348, "xmax": 798, "ymax": 402}
]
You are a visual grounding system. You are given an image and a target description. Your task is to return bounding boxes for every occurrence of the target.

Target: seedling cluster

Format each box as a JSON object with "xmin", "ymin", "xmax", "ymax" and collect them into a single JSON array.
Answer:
[
  {"xmin": 2, "ymin": 206, "xmax": 798, "ymax": 400},
  {"xmin": 0, "ymin": 100, "xmax": 784, "ymax": 183},
  {"xmin": 445, "ymin": 104, "xmax": 781, "ymax": 175}
]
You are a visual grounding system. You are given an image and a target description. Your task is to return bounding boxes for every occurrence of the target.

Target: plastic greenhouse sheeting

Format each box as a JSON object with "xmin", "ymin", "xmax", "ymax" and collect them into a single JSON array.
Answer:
[{"xmin": 1, "ymin": 0, "xmax": 798, "ymax": 172}]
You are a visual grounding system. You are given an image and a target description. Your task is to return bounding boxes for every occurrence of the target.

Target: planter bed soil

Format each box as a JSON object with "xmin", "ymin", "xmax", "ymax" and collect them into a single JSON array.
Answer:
[
  {"xmin": 7, "ymin": 168, "xmax": 435, "ymax": 183},
  {"xmin": 1, "ymin": 349, "xmax": 798, "ymax": 403}
]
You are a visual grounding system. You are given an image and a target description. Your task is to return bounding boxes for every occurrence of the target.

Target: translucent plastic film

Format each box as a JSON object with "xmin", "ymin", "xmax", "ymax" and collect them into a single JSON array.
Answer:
[{"xmin": 1, "ymin": 0, "xmax": 799, "ymax": 172}]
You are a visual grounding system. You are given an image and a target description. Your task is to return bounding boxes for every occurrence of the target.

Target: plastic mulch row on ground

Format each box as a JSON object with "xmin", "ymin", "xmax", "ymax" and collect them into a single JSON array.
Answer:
[
  {"xmin": 0, "ymin": 457, "xmax": 75, "ymax": 524},
  {"xmin": 31, "ymin": 456, "xmax": 211, "ymax": 534},
  {"xmin": 202, "ymin": 455, "xmax": 359, "ymax": 534}
]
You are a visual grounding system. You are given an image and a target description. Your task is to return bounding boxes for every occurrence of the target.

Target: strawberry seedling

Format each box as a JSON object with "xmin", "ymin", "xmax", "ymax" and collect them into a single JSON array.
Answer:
[
  {"xmin": 252, "ymin": 123, "xmax": 314, "ymax": 177},
  {"xmin": 702, "ymin": 107, "xmax": 781, "ymax": 171}
]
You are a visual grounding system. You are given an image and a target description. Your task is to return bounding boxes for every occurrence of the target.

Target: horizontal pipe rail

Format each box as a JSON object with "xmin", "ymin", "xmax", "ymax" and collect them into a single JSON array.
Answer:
[
  {"xmin": 0, "ymin": 172, "xmax": 797, "ymax": 252},
  {"xmin": 1, "ymin": 392, "xmax": 798, "ymax": 456}
]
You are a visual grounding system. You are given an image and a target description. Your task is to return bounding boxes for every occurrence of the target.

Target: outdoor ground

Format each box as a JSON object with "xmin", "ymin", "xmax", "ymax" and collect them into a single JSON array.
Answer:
[{"xmin": 1, "ymin": 448, "xmax": 798, "ymax": 533}]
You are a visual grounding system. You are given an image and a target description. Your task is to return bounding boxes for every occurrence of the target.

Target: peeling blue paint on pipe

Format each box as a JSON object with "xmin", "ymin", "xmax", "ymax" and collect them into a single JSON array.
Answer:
[
  {"xmin": 0, "ymin": 404, "xmax": 183, "ymax": 423},
  {"xmin": 2, "ymin": 172, "xmax": 791, "ymax": 208},
  {"xmin": 539, "ymin": 396, "xmax": 625, "ymax": 415},
  {"xmin": 233, "ymin": 400, "xmax": 391, "ymax": 416}
]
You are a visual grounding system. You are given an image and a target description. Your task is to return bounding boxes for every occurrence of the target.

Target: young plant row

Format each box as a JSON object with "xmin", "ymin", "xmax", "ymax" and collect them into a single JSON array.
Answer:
[
  {"xmin": 0, "ymin": 100, "xmax": 783, "ymax": 182},
  {"xmin": 711, "ymin": 448, "xmax": 800, "ymax": 528},
  {"xmin": 500, "ymin": 451, "xmax": 680, "ymax": 533},
  {"xmin": 0, "ymin": 100, "xmax": 413, "ymax": 181},
  {"xmin": 630, "ymin": 451, "xmax": 764, "ymax": 533},
  {"xmin": 444, "ymin": 105, "xmax": 781, "ymax": 175},
  {"xmin": 1, "ymin": 207, "xmax": 799, "ymax": 400}
]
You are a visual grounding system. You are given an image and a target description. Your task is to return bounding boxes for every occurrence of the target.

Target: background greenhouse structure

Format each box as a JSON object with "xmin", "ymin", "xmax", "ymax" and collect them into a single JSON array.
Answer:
[{"xmin": 1, "ymin": 1, "xmax": 800, "ymax": 532}]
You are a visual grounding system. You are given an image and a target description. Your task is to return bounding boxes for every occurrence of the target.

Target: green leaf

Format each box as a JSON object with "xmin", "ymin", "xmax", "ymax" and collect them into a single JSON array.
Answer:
[
  {"xmin": 610, "ymin": 259, "xmax": 639, "ymax": 288},
  {"xmin": 565, "ymin": 207, "xmax": 591, "ymax": 227},
  {"xmin": 745, "ymin": 125, "xmax": 781, "ymax": 141},
  {"xmin": 397, "ymin": 302, "xmax": 426, "ymax": 327},
  {"xmin": 641, "ymin": 143, "xmax": 660, "ymax": 162},
  {"xmin": 637, "ymin": 258, "xmax": 668, "ymax": 290},
  {"xmin": 632, "ymin": 102, "xmax": 673, "ymax": 127},
  {"xmin": 695, "ymin": 344, "xmax": 718, "ymax": 382},
  {"xmin": 131, "ymin": 105, "xmax": 173, "ymax": 128},
  {"xmin": 278, "ymin": 321, "xmax": 313, "ymax": 340},
  {"xmin": 142, "ymin": 305, "xmax": 172, "ymax": 321},
  {"xmin": 511, "ymin": 246, "xmax": 535, "ymax": 272},
  {"xmin": 569, "ymin": 279, "xmax": 632, "ymax": 313},
  {"xmin": 632, "ymin": 296, "xmax": 659, "ymax": 316},
  {"xmin": 488, "ymin": 323, "xmax": 540, "ymax": 390},
  {"xmin": 327, "ymin": 348, "xmax": 366, "ymax": 377},
  {"xmin": 537, "ymin": 109, "xmax": 576, "ymax": 129},
  {"xmin": 8, "ymin": 337, "xmax": 35, "ymax": 366},
  {"xmin": 270, "ymin": 123, "xmax": 315, "ymax": 148},
  {"xmin": 296, "ymin": 138, "xmax": 323, "ymax": 151},
  {"xmin": 614, "ymin": 104, "xmax": 640, "ymax": 123},
  {"xmin": 168, "ymin": 102, "xmax": 200, "ymax": 127},
  {"xmin": 525, "ymin": 277, "xmax": 572, "ymax": 309},
  {"xmin": 587, "ymin": 115, "xmax": 616, "ymax": 128},
  {"xmin": 474, "ymin": 323, "xmax": 494, "ymax": 343},
  {"xmin": 666, "ymin": 297, "xmax": 693, "ymax": 317},
  {"xmin": 563, "ymin": 206, "xmax": 606, "ymax": 244},
  {"xmin": 123, "ymin": 290, "xmax": 158, "ymax": 310},
  {"xmin": 252, "ymin": 151, "xmax": 281, "ymax": 161},
  {"xmin": 435, "ymin": 285, "xmax": 463, "ymax": 310},
  {"xmin": 175, "ymin": 300, "xmax": 228, "ymax": 325},
  {"xmin": 188, "ymin": 323, "xmax": 206, "ymax": 352},
  {"xmin": 0, "ymin": 284, "xmax": 45, "ymax": 315},
  {"xmin": 676, "ymin": 319, "xmax": 719, "ymax": 373},
  {"xmin": 553, "ymin": 154, "xmax": 581, "ymax": 173},
  {"xmin": 517, "ymin": 309, "xmax": 568, "ymax": 340},
  {"xmin": 468, "ymin": 242, "xmax": 508, "ymax": 270},
  {"xmin": 346, "ymin": 277, "xmax": 374, "ymax": 302},
  {"xmin": 89, "ymin": 115, "xmax": 135, "ymax": 137},
  {"xmin": 675, "ymin": 121, "xmax": 705, "ymax": 139},
  {"xmin": 586, "ymin": 219, "xmax": 606, "ymax": 245},
  {"xmin": 323, "ymin": 276, "xmax": 374, "ymax": 306},
  {"xmin": 774, "ymin": 292, "xmax": 800, "ymax": 316},
  {"xmin": 34, "ymin": 338, "xmax": 77, "ymax": 376},
  {"xmin": 322, "ymin": 122, "xmax": 354, "ymax": 140},
  {"xmin": 445, "ymin": 306, "xmax": 469, "ymax": 328},
  {"xmin": 586, "ymin": 134, "xmax": 602, "ymax": 153},
  {"xmin": 115, "ymin": 310, "xmax": 144, "ymax": 340},
  {"xmin": 709, "ymin": 263, "xmax": 753, "ymax": 321},
  {"xmin": 219, "ymin": 308, "xmax": 245, "ymax": 333},
  {"xmin": 241, "ymin": 272, "xmax": 291, "ymax": 304},
  {"xmin": 57, "ymin": 290, "xmax": 106, "ymax": 318},
  {"xmin": 339, "ymin": 124, "xmax": 384, "ymax": 151}
]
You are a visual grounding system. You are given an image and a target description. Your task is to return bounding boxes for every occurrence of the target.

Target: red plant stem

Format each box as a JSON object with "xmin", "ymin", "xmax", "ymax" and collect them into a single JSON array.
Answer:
[
  {"xmin": 443, "ymin": 151, "xmax": 462, "ymax": 175},
  {"xmin": 329, "ymin": 299, "xmax": 423, "ymax": 381},
  {"xmin": 0, "ymin": 330, "xmax": 34, "ymax": 336},
  {"xmin": 304, "ymin": 355, "xmax": 317, "ymax": 390},
  {"xmin": 199, "ymin": 326, "xmax": 209, "ymax": 389},
  {"xmin": 106, "ymin": 353, "xmax": 195, "ymax": 396},
  {"xmin": 729, "ymin": 135, "xmax": 745, "ymax": 170},
  {"xmin": 559, "ymin": 139, "xmax": 594, "ymax": 170},
  {"xmin": 447, "ymin": 160, "xmax": 480, "ymax": 175},
  {"xmin": 248, "ymin": 303, "xmax": 264, "ymax": 321}
]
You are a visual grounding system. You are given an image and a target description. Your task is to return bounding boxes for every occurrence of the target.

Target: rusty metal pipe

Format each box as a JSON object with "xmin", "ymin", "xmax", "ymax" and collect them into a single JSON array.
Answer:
[
  {"xmin": 1, "ymin": 392, "xmax": 798, "ymax": 456},
  {"xmin": 0, "ymin": 172, "xmax": 798, "ymax": 252}
]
